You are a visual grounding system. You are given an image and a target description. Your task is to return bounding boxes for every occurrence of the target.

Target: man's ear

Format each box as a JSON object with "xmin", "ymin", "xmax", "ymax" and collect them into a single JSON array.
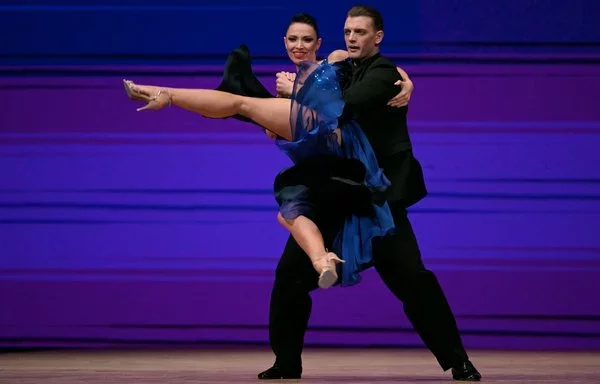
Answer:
[{"xmin": 375, "ymin": 30, "xmax": 384, "ymax": 46}]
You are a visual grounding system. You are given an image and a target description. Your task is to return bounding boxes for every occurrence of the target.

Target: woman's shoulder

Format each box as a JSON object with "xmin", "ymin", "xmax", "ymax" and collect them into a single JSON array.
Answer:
[{"xmin": 326, "ymin": 50, "xmax": 349, "ymax": 63}]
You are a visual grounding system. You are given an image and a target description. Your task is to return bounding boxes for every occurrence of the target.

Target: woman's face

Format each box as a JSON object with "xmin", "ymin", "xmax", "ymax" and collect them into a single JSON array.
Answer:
[{"xmin": 284, "ymin": 22, "xmax": 321, "ymax": 66}]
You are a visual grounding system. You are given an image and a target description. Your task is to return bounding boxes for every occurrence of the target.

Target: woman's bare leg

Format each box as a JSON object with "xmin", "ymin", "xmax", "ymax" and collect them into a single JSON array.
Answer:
[
  {"xmin": 277, "ymin": 212, "xmax": 344, "ymax": 289},
  {"xmin": 123, "ymin": 81, "xmax": 293, "ymax": 141},
  {"xmin": 174, "ymin": 89, "xmax": 293, "ymax": 140}
]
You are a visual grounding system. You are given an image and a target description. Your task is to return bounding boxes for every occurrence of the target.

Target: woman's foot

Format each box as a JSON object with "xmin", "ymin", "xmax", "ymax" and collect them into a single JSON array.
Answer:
[
  {"xmin": 123, "ymin": 79, "xmax": 171, "ymax": 111},
  {"xmin": 312, "ymin": 252, "xmax": 345, "ymax": 289}
]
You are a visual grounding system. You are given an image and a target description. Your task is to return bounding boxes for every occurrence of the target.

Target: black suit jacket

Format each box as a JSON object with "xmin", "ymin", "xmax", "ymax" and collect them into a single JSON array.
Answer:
[{"xmin": 340, "ymin": 53, "xmax": 427, "ymax": 207}]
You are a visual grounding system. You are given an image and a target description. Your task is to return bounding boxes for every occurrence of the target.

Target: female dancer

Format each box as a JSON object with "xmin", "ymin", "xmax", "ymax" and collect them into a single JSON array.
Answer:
[{"xmin": 122, "ymin": 17, "xmax": 406, "ymax": 289}]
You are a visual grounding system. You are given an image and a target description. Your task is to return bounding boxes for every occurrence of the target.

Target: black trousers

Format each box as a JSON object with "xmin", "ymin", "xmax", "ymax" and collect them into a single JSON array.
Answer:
[{"xmin": 267, "ymin": 201, "xmax": 468, "ymax": 371}]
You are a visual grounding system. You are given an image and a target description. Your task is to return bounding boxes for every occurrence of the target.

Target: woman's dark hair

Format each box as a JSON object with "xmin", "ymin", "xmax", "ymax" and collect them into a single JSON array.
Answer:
[{"xmin": 288, "ymin": 13, "xmax": 320, "ymax": 37}]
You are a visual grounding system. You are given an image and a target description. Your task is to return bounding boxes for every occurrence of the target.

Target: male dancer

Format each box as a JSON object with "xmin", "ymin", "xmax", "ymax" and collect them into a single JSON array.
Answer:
[{"xmin": 259, "ymin": 5, "xmax": 482, "ymax": 382}]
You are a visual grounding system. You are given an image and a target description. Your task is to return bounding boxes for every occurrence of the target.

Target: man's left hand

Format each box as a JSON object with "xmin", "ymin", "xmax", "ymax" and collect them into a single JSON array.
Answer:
[{"xmin": 387, "ymin": 79, "xmax": 414, "ymax": 108}]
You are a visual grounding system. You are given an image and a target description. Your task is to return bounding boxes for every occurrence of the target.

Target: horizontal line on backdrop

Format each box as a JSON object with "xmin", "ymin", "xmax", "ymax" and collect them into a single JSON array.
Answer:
[
  {"xmin": 0, "ymin": 202, "xmax": 277, "ymax": 212},
  {"xmin": 1, "ymin": 190, "xmax": 600, "ymax": 201},
  {"xmin": 18, "ymin": 315, "xmax": 600, "ymax": 329},
  {"xmin": 2, "ymin": 54, "xmax": 600, "ymax": 70},
  {"xmin": 107, "ymin": 255, "xmax": 600, "ymax": 265},
  {"xmin": 2, "ymin": 63, "xmax": 600, "ymax": 77},
  {"xmin": 459, "ymin": 314, "xmax": 600, "ymax": 322},
  {"xmin": 3, "ymin": 186, "xmax": 593, "ymax": 195},
  {"xmin": 1, "ymin": 203, "xmax": 599, "ymax": 214},
  {"xmin": 2, "ymin": 256, "xmax": 599, "ymax": 267},
  {"xmin": 1, "ymin": 327, "xmax": 599, "ymax": 340},
  {"xmin": 0, "ymin": 213, "xmax": 599, "ymax": 226},
  {"xmin": 443, "ymin": 246, "xmax": 600, "ymax": 256},
  {"xmin": 0, "ymin": 341, "xmax": 427, "ymax": 351},
  {"xmin": 0, "ymin": 5, "xmax": 286, "ymax": 11},
  {"xmin": 0, "ymin": 219, "xmax": 276, "ymax": 225},
  {"xmin": 1, "ymin": 213, "xmax": 599, "ymax": 227},
  {"xmin": 0, "ymin": 132, "xmax": 272, "ymax": 139},
  {"xmin": 4, "ymin": 177, "xmax": 600, "ymax": 190},
  {"xmin": 0, "ymin": 137, "xmax": 271, "ymax": 146},
  {"xmin": 1, "ymin": 266, "xmax": 597, "ymax": 280},
  {"xmin": 0, "ymin": 120, "xmax": 600, "ymax": 130},
  {"xmin": 1, "ymin": 122, "xmax": 600, "ymax": 142},
  {"xmin": 2, "ymin": 257, "xmax": 599, "ymax": 274},
  {"xmin": 1, "ymin": 43, "xmax": 599, "ymax": 53},
  {"xmin": 434, "ymin": 177, "xmax": 600, "ymax": 184},
  {"xmin": 96, "ymin": 320, "xmax": 600, "ymax": 330},
  {"xmin": 0, "ymin": 268, "xmax": 274, "ymax": 277},
  {"xmin": 1, "ymin": 134, "xmax": 597, "ymax": 146},
  {"xmin": 3, "ymin": 257, "xmax": 600, "ymax": 268},
  {"xmin": 0, "ymin": 122, "xmax": 598, "ymax": 133},
  {"xmin": 0, "ymin": 188, "xmax": 274, "ymax": 195},
  {"xmin": 0, "ymin": 84, "xmax": 110, "ymax": 90},
  {"xmin": 2, "ymin": 138, "xmax": 597, "ymax": 148}
]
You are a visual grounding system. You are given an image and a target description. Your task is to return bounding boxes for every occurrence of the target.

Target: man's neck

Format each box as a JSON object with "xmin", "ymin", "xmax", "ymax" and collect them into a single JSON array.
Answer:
[{"xmin": 352, "ymin": 50, "xmax": 380, "ymax": 65}]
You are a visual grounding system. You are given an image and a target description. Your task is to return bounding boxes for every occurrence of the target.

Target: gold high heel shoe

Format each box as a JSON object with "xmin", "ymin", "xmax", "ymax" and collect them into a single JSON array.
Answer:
[
  {"xmin": 122, "ymin": 79, "xmax": 171, "ymax": 111},
  {"xmin": 313, "ymin": 252, "xmax": 345, "ymax": 289}
]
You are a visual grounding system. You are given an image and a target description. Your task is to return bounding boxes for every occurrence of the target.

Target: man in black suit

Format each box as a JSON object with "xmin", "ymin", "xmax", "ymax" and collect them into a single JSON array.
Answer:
[{"xmin": 259, "ymin": 5, "xmax": 482, "ymax": 381}]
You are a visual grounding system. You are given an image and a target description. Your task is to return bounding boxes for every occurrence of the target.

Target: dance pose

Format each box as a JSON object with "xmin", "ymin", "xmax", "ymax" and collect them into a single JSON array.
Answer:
[
  {"xmin": 123, "ymin": 48, "xmax": 395, "ymax": 290},
  {"xmin": 257, "ymin": 6, "xmax": 482, "ymax": 381}
]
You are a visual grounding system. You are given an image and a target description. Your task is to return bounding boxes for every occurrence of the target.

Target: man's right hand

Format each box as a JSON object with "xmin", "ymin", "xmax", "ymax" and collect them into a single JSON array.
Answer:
[{"xmin": 265, "ymin": 129, "xmax": 278, "ymax": 139}]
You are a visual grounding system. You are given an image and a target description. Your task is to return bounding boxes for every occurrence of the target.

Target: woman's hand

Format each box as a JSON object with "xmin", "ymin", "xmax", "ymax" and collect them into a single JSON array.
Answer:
[{"xmin": 275, "ymin": 71, "xmax": 296, "ymax": 98}]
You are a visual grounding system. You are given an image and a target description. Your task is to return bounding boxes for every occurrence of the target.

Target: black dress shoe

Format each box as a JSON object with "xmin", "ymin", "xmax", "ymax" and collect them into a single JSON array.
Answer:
[
  {"xmin": 215, "ymin": 44, "xmax": 274, "ymax": 126},
  {"xmin": 215, "ymin": 46, "xmax": 251, "ymax": 122},
  {"xmin": 233, "ymin": 44, "xmax": 273, "ymax": 99},
  {"xmin": 451, "ymin": 360, "xmax": 482, "ymax": 381},
  {"xmin": 257, "ymin": 365, "xmax": 302, "ymax": 380}
]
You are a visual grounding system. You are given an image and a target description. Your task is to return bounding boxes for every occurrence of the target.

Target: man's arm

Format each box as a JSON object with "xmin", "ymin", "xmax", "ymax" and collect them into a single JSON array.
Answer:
[
  {"xmin": 396, "ymin": 66, "xmax": 409, "ymax": 82},
  {"xmin": 344, "ymin": 61, "xmax": 402, "ymax": 108},
  {"xmin": 327, "ymin": 50, "xmax": 413, "ymax": 107},
  {"xmin": 388, "ymin": 66, "xmax": 414, "ymax": 108}
]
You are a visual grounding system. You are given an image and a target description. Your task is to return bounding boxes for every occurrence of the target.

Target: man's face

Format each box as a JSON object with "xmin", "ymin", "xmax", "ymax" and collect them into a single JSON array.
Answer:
[{"xmin": 343, "ymin": 16, "xmax": 383, "ymax": 60}]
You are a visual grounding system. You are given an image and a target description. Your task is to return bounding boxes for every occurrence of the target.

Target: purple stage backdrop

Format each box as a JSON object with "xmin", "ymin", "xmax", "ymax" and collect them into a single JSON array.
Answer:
[{"xmin": 1, "ymin": 61, "xmax": 600, "ymax": 351}]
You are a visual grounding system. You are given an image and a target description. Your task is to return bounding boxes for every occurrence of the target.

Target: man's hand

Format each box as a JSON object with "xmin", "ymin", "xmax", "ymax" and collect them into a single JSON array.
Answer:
[
  {"xmin": 387, "ymin": 79, "xmax": 414, "ymax": 108},
  {"xmin": 275, "ymin": 71, "xmax": 296, "ymax": 98},
  {"xmin": 265, "ymin": 129, "xmax": 278, "ymax": 139}
]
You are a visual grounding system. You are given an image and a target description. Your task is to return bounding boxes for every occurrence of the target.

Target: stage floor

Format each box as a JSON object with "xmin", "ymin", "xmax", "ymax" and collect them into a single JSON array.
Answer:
[{"xmin": 1, "ymin": 348, "xmax": 598, "ymax": 383}]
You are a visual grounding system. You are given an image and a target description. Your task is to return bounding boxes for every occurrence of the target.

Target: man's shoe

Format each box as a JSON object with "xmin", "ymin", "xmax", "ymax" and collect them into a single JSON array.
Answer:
[
  {"xmin": 451, "ymin": 360, "xmax": 482, "ymax": 381},
  {"xmin": 257, "ymin": 365, "xmax": 302, "ymax": 380}
]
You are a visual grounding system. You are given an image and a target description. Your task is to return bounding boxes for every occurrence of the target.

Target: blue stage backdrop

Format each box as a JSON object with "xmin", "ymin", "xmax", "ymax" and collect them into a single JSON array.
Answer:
[
  {"xmin": 1, "ymin": 0, "xmax": 599, "ymax": 64},
  {"xmin": 1, "ymin": 0, "xmax": 600, "ymax": 350}
]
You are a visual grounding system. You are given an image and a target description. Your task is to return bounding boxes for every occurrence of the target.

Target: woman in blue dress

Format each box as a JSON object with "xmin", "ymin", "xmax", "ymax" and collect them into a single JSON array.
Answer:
[{"xmin": 123, "ymin": 49, "xmax": 396, "ymax": 289}]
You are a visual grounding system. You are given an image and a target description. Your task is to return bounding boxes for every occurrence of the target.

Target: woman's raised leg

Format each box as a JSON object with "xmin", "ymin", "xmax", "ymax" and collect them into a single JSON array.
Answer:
[{"xmin": 123, "ymin": 80, "xmax": 293, "ymax": 141}]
